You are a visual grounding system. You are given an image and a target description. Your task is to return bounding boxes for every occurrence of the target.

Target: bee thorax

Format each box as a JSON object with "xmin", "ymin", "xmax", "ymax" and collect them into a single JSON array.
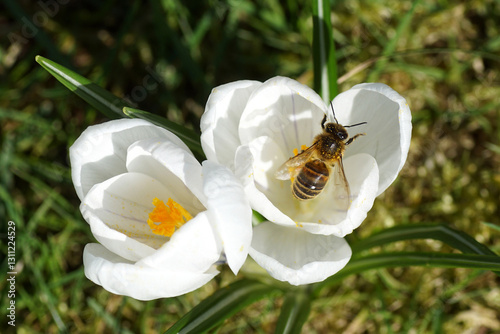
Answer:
[{"xmin": 316, "ymin": 135, "xmax": 344, "ymax": 160}]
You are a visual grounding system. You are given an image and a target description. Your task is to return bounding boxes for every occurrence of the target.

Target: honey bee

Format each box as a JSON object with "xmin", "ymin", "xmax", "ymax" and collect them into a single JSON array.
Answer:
[{"xmin": 275, "ymin": 104, "xmax": 366, "ymax": 208}]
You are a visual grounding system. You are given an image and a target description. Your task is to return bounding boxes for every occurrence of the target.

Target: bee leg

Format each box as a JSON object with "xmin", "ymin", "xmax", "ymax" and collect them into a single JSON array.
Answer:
[
  {"xmin": 346, "ymin": 133, "xmax": 365, "ymax": 146},
  {"xmin": 321, "ymin": 114, "xmax": 327, "ymax": 129}
]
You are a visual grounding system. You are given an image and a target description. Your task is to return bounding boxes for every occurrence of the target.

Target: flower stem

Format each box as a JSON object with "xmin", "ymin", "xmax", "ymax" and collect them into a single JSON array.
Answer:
[{"xmin": 312, "ymin": 0, "xmax": 338, "ymax": 102}]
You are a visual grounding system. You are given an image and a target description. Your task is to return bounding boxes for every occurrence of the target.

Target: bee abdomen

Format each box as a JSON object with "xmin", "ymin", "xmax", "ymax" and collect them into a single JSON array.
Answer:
[{"xmin": 292, "ymin": 160, "xmax": 329, "ymax": 200}]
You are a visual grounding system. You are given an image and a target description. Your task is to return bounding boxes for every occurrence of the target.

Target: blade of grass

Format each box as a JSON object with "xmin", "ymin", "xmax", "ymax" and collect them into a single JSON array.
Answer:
[
  {"xmin": 35, "ymin": 56, "xmax": 128, "ymax": 119},
  {"xmin": 164, "ymin": 279, "xmax": 282, "ymax": 334},
  {"xmin": 482, "ymin": 222, "xmax": 500, "ymax": 233},
  {"xmin": 0, "ymin": 185, "xmax": 22, "ymax": 224},
  {"xmin": 275, "ymin": 288, "xmax": 312, "ymax": 334},
  {"xmin": 12, "ymin": 167, "xmax": 80, "ymax": 219},
  {"xmin": 312, "ymin": 0, "xmax": 338, "ymax": 102},
  {"xmin": 0, "ymin": 130, "xmax": 19, "ymax": 222},
  {"xmin": 21, "ymin": 239, "xmax": 68, "ymax": 332},
  {"xmin": 313, "ymin": 252, "xmax": 500, "ymax": 295},
  {"xmin": 87, "ymin": 298, "xmax": 135, "ymax": 334},
  {"xmin": 36, "ymin": 56, "xmax": 203, "ymax": 155},
  {"xmin": 367, "ymin": 0, "xmax": 421, "ymax": 82},
  {"xmin": 350, "ymin": 223, "xmax": 498, "ymax": 257}
]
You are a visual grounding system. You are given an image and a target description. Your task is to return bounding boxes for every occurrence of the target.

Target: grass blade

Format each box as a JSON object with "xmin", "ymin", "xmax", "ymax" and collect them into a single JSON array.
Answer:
[
  {"xmin": 164, "ymin": 279, "xmax": 282, "ymax": 334},
  {"xmin": 275, "ymin": 288, "xmax": 312, "ymax": 334},
  {"xmin": 313, "ymin": 223, "xmax": 500, "ymax": 294},
  {"xmin": 313, "ymin": 252, "xmax": 500, "ymax": 295},
  {"xmin": 35, "ymin": 56, "xmax": 128, "ymax": 119},
  {"xmin": 350, "ymin": 223, "xmax": 497, "ymax": 256},
  {"xmin": 312, "ymin": 0, "xmax": 338, "ymax": 101},
  {"xmin": 367, "ymin": 0, "xmax": 421, "ymax": 81},
  {"xmin": 36, "ymin": 56, "xmax": 205, "ymax": 158},
  {"xmin": 482, "ymin": 222, "xmax": 500, "ymax": 233}
]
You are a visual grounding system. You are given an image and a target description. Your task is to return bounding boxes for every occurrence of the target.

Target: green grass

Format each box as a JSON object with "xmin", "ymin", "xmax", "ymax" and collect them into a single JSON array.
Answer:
[{"xmin": 1, "ymin": 0, "xmax": 499, "ymax": 333}]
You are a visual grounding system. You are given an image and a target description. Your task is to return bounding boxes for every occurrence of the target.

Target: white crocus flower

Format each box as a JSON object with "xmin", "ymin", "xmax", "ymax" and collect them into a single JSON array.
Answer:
[
  {"xmin": 201, "ymin": 76, "xmax": 412, "ymax": 285},
  {"xmin": 70, "ymin": 119, "xmax": 252, "ymax": 300}
]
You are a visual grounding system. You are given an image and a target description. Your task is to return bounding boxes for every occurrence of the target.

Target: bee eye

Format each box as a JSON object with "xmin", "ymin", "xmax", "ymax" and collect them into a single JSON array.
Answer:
[{"xmin": 338, "ymin": 132, "xmax": 347, "ymax": 140}]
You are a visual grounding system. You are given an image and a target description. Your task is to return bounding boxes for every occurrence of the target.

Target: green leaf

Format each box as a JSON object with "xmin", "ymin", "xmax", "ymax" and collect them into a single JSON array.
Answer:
[
  {"xmin": 164, "ymin": 279, "xmax": 282, "ymax": 334},
  {"xmin": 482, "ymin": 222, "xmax": 500, "ymax": 233},
  {"xmin": 35, "ymin": 56, "xmax": 129, "ymax": 119},
  {"xmin": 350, "ymin": 223, "xmax": 498, "ymax": 257},
  {"xmin": 35, "ymin": 56, "xmax": 206, "ymax": 160},
  {"xmin": 313, "ymin": 223, "xmax": 500, "ymax": 294},
  {"xmin": 123, "ymin": 107, "xmax": 204, "ymax": 159},
  {"xmin": 252, "ymin": 210, "xmax": 267, "ymax": 225},
  {"xmin": 351, "ymin": 223, "xmax": 500, "ymax": 277},
  {"xmin": 275, "ymin": 288, "xmax": 312, "ymax": 334},
  {"xmin": 313, "ymin": 252, "xmax": 500, "ymax": 295},
  {"xmin": 312, "ymin": 0, "xmax": 338, "ymax": 102}
]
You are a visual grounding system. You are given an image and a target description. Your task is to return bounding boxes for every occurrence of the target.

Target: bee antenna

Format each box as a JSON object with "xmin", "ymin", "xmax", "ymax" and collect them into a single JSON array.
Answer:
[
  {"xmin": 344, "ymin": 122, "xmax": 367, "ymax": 128},
  {"xmin": 329, "ymin": 101, "xmax": 339, "ymax": 124}
]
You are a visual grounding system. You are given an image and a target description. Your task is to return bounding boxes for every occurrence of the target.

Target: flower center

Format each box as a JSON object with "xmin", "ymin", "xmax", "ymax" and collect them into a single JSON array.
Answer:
[{"xmin": 147, "ymin": 197, "xmax": 193, "ymax": 237}]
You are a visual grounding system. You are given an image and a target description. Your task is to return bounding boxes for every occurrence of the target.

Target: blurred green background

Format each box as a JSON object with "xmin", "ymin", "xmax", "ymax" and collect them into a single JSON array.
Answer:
[{"xmin": 1, "ymin": 0, "xmax": 499, "ymax": 333}]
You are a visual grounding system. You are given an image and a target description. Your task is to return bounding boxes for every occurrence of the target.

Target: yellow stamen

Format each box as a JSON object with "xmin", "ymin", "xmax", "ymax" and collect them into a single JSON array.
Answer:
[
  {"xmin": 292, "ymin": 144, "xmax": 309, "ymax": 156},
  {"xmin": 147, "ymin": 198, "xmax": 193, "ymax": 237}
]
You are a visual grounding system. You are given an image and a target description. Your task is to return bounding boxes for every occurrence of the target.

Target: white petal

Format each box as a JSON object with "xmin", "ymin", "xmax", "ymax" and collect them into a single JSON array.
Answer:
[
  {"xmin": 249, "ymin": 222, "xmax": 351, "ymax": 285},
  {"xmin": 70, "ymin": 119, "xmax": 190, "ymax": 201},
  {"xmin": 137, "ymin": 211, "xmax": 221, "ymax": 273},
  {"xmin": 81, "ymin": 172, "xmax": 176, "ymax": 261},
  {"xmin": 246, "ymin": 137, "xmax": 291, "ymax": 205},
  {"xmin": 296, "ymin": 153, "xmax": 380, "ymax": 236},
  {"xmin": 332, "ymin": 83, "xmax": 412, "ymax": 196},
  {"xmin": 202, "ymin": 161, "xmax": 252, "ymax": 274},
  {"xmin": 201, "ymin": 80, "xmax": 261, "ymax": 168},
  {"xmin": 84, "ymin": 243, "xmax": 219, "ymax": 300},
  {"xmin": 126, "ymin": 138, "xmax": 205, "ymax": 211},
  {"xmin": 239, "ymin": 77, "xmax": 326, "ymax": 154},
  {"xmin": 234, "ymin": 144, "xmax": 296, "ymax": 228}
]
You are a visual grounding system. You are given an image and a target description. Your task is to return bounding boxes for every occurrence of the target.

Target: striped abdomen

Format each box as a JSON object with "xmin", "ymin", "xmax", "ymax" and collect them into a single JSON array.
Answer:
[{"xmin": 292, "ymin": 159, "xmax": 329, "ymax": 200}]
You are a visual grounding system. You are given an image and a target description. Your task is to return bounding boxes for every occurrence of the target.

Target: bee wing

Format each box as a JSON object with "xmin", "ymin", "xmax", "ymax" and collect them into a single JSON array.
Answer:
[
  {"xmin": 331, "ymin": 157, "xmax": 351, "ymax": 211},
  {"xmin": 274, "ymin": 144, "xmax": 317, "ymax": 180}
]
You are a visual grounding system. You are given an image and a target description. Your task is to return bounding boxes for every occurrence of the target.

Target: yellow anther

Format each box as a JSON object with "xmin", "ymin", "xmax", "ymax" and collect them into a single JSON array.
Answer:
[
  {"xmin": 293, "ymin": 145, "xmax": 309, "ymax": 156},
  {"xmin": 147, "ymin": 198, "xmax": 193, "ymax": 237}
]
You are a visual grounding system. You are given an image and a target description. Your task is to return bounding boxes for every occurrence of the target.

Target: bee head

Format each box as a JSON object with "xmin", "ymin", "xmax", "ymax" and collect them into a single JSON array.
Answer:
[{"xmin": 325, "ymin": 123, "xmax": 348, "ymax": 140}]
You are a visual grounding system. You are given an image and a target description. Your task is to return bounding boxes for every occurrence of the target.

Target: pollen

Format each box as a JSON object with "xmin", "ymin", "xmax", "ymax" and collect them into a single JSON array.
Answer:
[
  {"xmin": 292, "ymin": 144, "xmax": 309, "ymax": 156},
  {"xmin": 147, "ymin": 197, "xmax": 193, "ymax": 237}
]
